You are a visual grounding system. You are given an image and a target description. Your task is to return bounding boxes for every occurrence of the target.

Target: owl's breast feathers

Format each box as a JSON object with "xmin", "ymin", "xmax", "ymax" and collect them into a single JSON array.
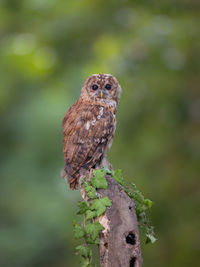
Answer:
[{"xmin": 62, "ymin": 99, "xmax": 116, "ymax": 189}]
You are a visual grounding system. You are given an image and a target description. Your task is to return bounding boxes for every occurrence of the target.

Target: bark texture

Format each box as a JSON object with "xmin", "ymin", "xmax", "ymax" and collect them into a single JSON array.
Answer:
[{"xmin": 97, "ymin": 175, "xmax": 142, "ymax": 267}]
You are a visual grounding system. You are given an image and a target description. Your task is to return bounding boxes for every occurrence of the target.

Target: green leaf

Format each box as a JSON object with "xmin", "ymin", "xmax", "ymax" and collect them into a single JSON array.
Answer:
[
  {"xmin": 136, "ymin": 203, "xmax": 147, "ymax": 213},
  {"xmin": 85, "ymin": 221, "xmax": 104, "ymax": 244},
  {"xmin": 80, "ymin": 257, "xmax": 94, "ymax": 267},
  {"xmin": 83, "ymin": 185, "xmax": 97, "ymax": 199},
  {"xmin": 100, "ymin": 196, "xmax": 112, "ymax": 206},
  {"xmin": 80, "ymin": 258, "xmax": 89, "ymax": 267},
  {"xmin": 86, "ymin": 210, "xmax": 97, "ymax": 220},
  {"xmin": 93, "ymin": 168, "xmax": 107, "ymax": 177},
  {"xmin": 145, "ymin": 234, "xmax": 157, "ymax": 244},
  {"xmin": 77, "ymin": 201, "xmax": 90, "ymax": 214},
  {"xmin": 90, "ymin": 170, "xmax": 108, "ymax": 189},
  {"xmin": 87, "ymin": 188, "xmax": 97, "ymax": 199},
  {"xmin": 73, "ymin": 223, "xmax": 85, "ymax": 239},
  {"xmin": 144, "ymin": 199, "xmax": 154, "ymax": 208},
  {"xmin": 90, "ymin": 197, "xmax": 112, "ymax": 217},
  {"xmin": 135, "ymin": 192, "xmax": 144, "ymax": 203},
  {"xmin": 92, "ymin": 203, "xmax": 106, "ymax": 217},
  {"xmin": 102, "ymin": 166, "xmax": 112, "ymax": 174},
  {"xmin": 90, "ymin": 176, "xmax": 108, "ymax": 189},
  {"xmin": 75, "ymin": 245, "xmax": 92, "ymax": 258},
  {"xmin": 94, "ymin": 220, "xmax": 104, "ymax": 230},
  {"xmin": 113, "ymin": 169, "xmax": 124, "ymax": 185},
  {"xmin": 84, "ymin": 185, "xmax": 93, "ymax": 193}
]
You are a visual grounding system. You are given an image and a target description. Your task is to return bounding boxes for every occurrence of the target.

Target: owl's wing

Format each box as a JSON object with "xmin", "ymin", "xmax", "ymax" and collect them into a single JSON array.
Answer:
[{"xmin": 62, "ymin": 101, "xmax": 115, "ymax": 185}]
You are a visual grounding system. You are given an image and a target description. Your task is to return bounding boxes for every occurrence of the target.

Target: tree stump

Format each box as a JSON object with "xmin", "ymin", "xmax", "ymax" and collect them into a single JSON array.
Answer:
[{"xmin": 97, "ymin": 175, "xmax": 142, "ymax": 267}]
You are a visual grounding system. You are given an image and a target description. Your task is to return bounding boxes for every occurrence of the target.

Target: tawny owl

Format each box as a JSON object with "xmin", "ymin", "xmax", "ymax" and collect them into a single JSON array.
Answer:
[{"xmin": 61, "ymin": 74, "xmax": 121, "ymax": 190}]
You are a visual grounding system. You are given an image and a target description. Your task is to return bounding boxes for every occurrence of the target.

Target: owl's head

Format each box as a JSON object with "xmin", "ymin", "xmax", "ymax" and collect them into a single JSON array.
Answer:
[{"xmin": 81, "ymin": 74, "xmax": 122, "ymax": 105}]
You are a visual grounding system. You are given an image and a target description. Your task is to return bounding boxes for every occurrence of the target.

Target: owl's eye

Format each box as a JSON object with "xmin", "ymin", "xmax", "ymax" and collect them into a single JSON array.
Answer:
[
  {"xmin": 105, "ymin": 84, "xmax": 111, "ymax": 90},
  {"xmin": 92, "ymin": 84, "xmax": 98, "ymax": 90}
]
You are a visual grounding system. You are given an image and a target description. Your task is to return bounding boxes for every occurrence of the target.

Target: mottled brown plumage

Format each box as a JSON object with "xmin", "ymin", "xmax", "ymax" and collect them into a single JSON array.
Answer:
[{"xmin": 61, "ymin": 74, "xmax": 121, "ymax": 189}]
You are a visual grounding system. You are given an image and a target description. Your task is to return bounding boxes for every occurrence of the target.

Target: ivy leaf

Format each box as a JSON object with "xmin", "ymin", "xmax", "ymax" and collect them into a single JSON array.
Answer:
[
  {"xmin": 77, "ymin": 201, "xmax": 90, "ymax": 214},
  {"xmin": 73, "ymin": 223, "xmax": 85, "ymax": 239},
  {"xmin": 93, "ymin": 168, "xmax": 107, "ymax": 177},
  {"xmin": 84, "ymin": 185, "xmax": 97, "ymax": 199},
  {"xmin": 127, "ymin": 186, "xmax": 144, "ymax": 203},
  {"xmin": 87, "ymin": 188, "xmax": 97, "ymax": 199},
  {"xmin": 80, "ymin": 257, "xmax": 94, "ymax": 267},
  {"xmin": 84, "ymin": 185, "xmax": 93, "ymax": 193},
  {"xmin": 90, "ymin": 169, "xmax": 108, "ymax": 189},
  {"xmin": 94, "ymin": 221, "xmax": 104, "ymax": 230},
  {"xmin": 144, "ymin": 199, "xmax": 154, "ymax": 209},
  {"xmin": 138, "ymin": 203, "xmax": 147, "ymax": 213},
  {"xmin": 93, "ymin": 203, "xmax": 106, "ymax": 217},
  {"xmin": 134, "ymin": 192, "xmax": 144, "ymax": 203},
  {"xmin": 75, "ymin": 245, "xmax": 92, "ymax": 258},
  {"xmin": 112, "ymin": 169, "xmax": 124, "ymax": 185},
  {"xmin": 85, "ymin": 221, "xmax": 104, "ymax": 244},
  {"xmin": 86, "ymin": 210, "xmax": 97, "ymax": 220},
  {"xmin": 100, "ymin": 196, "xmax": 112, "ymax": 206},
  {"xmin": 102, "ymin": 166, "xmax": 112, "ymax": 175},
  {"xmin": 145, "ymin": 234, "xmax": 157, "ymax": 244},
  {"xmin": 90, "ymin": 197, "xmax": 112, "ymax": 217}
]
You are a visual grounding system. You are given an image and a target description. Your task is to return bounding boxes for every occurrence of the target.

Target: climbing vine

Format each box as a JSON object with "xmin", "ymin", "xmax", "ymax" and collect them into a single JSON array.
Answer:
[
  {"xmin": 73, "ymin": 168, "xmax": 156, "ymax": 267},
  {"xmin": 112, "ymin": 169, "xmax": 157, "ymax": 244}
]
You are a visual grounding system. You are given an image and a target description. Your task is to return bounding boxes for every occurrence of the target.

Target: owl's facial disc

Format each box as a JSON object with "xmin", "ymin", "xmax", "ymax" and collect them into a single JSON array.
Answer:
[
  {"xmin": 82, "ymin": 74, "xmax": 121, "ymax": 104},
  {"xmin": 91, "ymin": 82, "xmax": 111, "ymax": 99},
  {"xmin": 91, "ymin": 83, "xmax": 103, "ymax": 98}
]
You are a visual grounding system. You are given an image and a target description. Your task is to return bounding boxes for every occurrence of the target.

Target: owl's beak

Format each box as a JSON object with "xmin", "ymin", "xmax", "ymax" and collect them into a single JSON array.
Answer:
[{"xmin": 100, "ymin": 89, "xmax": 103, "ymax": 98}]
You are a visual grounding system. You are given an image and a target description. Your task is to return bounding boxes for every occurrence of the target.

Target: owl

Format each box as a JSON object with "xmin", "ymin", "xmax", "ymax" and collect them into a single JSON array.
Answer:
[{"xmin": 61, "ymin": 74, "xmax": 122, "ymax": 190}]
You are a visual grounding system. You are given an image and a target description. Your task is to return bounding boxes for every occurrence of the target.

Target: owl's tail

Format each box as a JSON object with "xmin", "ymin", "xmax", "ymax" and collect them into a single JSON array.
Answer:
[{"xmin": 60, "ymin": 167, "xmax": 79, "ymax": 190}]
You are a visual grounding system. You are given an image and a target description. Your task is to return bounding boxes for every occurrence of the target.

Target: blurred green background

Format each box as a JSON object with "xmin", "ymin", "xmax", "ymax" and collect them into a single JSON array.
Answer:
[{"xmin": 0, "ymin": 0, "xmax": 199, "ymax": 266}]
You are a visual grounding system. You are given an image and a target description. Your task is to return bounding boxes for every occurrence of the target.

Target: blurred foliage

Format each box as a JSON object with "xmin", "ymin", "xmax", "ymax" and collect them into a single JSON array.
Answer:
[{"xmin": 0, "ymin": 0, "xmax": 199, "ymax": 266}]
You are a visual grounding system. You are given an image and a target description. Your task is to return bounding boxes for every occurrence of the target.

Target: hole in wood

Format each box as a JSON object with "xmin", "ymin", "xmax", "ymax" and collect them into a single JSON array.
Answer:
[
  {"xmin": 130, "ymin": 257, "xmax": 136, "ymax": 267},
  {"xmin": 129, "ymin": 206, "xmax": 132, "ymax": 210},
  {"xmin": 126, "ymin": 232, "xmax": 136, "ymax": 245}
]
